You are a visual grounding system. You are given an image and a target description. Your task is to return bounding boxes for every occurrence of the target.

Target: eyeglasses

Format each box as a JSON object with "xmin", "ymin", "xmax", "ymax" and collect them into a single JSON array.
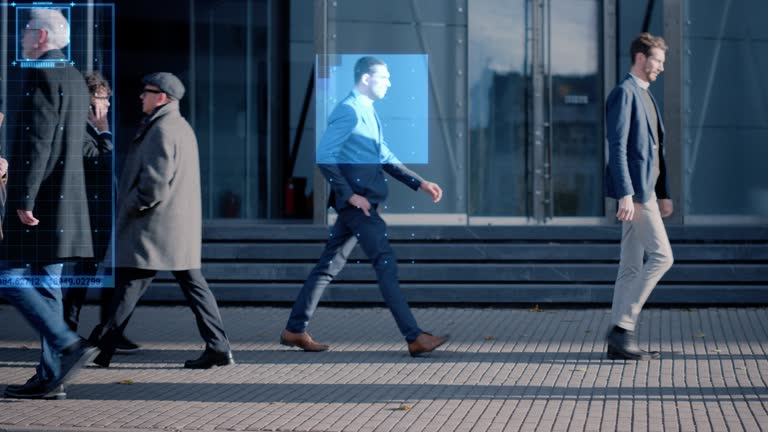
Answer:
[
  {"xmin": 21, "ymin": 28, "xmax": 41, "ymax": 36},
  {"xmin": 141, "ymin": 88, "xmax": 164, "ymax": 95},
  {"xmin": 92, "ymin": 95, "xmax": 111, "ymax": 100}
]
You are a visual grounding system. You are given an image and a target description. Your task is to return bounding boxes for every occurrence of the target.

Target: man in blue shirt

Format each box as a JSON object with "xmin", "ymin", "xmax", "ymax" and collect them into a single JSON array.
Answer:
[{"xmin": 281, "ymin": 56, "xmax": 448, "ymax": 357}]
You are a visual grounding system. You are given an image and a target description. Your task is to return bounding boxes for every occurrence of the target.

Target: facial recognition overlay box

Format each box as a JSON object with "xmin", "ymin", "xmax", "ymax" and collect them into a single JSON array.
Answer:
[
  {"xmin": 316, "ymin": 54, "xmax": 429, "ymax": 165},
  {"xmin": 0, "ymin": 2, "xmax": 115, "ymax": 289},
  {"xmin": 16, "ymin": 6, "xmax": 71, "ymax": 66}
]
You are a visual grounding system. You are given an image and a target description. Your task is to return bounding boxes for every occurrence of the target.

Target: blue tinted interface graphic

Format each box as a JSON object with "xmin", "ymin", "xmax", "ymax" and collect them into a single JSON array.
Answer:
[{"xmin": 316, "ymin": 54, "xmax": 429, "ymax": 165}]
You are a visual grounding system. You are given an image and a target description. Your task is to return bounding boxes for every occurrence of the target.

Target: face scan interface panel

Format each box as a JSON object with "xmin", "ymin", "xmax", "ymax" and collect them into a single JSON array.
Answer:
[
  {"xmin": 1, "ymin": 3, "xmax": 115, "ymax": 289},
  {"xmin": 316, "ymin": 54, "xmax": 429, "ymax": 165}
]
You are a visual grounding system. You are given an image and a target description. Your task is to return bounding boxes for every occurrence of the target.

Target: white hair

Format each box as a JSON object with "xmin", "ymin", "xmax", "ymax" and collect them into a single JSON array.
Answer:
[{"xmin": 27, "ymin": 8, "xmax": 70, "ymax": 50}]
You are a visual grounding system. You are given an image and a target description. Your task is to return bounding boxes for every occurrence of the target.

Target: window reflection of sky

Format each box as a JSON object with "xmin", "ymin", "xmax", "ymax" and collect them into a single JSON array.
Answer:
[{"xmin": 469, "ymin": 0, "xmax": 598, "ymax": 128}]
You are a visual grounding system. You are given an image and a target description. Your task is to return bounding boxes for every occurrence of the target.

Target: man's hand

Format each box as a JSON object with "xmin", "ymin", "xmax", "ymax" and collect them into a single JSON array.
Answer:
[
  {"xmin": 419, "ymin": 181, "xmax": 443, "ymax": 203},
  {"xmin": 0, "ymin": 157, "xmax": 8, "ymax": 177},
  {"xmin": 659, "ymin": 199, "xmax": 674, "ymax": 218},
  {"xmin": 616, "ymin": 195, "xmax": 635, "ymax": 221},
  {"xmin": 348, "ymin": 193, "xmax": 372, "ymax": 216},
  {"xmin": 89, "ymin": 104, "xmax": 110, "ymax": 133},
  {"xmin": 17, "ymin": 209, "xmax": 40, "ymax": 226}
]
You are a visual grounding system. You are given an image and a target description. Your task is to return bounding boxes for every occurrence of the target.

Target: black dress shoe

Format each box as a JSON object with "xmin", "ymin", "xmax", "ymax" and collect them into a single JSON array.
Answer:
[
  {"xmin": 115, "ymin": 335, "xmax": 141, "ymax": 354},
  {"xmin": 4, "ymin": 376, "xmax": 66, "ymax": 400},
  {"xmin": 87, "ymin": 323, "xmax": 104, "ymax": 345},
  {"xmin": 184, "ymin": 350, "xmax": 235, "ymax": 369},
  {"xmin": 91, "ymin": 328, "xmax": 123, "ymax": 367},
  {"xmin": 605, "ymin": 326, "xmax": 660, "ymax": 360},
  {"xmin": 92, "ymin": 350, "xmax": 111, "ymax": 368},
  {"xmin": 607, "ymin": 344, "xmax": 660, "ymax": 360}
]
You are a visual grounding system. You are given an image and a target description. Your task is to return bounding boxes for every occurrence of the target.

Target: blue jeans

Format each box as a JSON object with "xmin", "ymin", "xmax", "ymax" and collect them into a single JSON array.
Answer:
[
  {"xmin": 0, "ymin": 262, "xmax": 78, "ymax": 383},
  {"xmin": 286, "ymin": 206, "xmax": 422, "ymax": 342}
]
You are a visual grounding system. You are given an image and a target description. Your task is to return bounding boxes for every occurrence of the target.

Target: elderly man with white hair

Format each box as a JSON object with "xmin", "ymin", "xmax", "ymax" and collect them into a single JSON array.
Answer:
[
  {"xmin": 21, "ymin": 7, "xmax": 72, "ymax": 59},
  {"xmin": 1, "ymin": 7, "xmax": 97, "ymax": 400}
]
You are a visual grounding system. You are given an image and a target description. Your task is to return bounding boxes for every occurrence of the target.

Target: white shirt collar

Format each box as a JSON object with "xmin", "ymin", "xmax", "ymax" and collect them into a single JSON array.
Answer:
[
  {"xmin": 352, "ymin": 89, "xmax": 374, "ymax": 108},
  {"xmin": 629, "ymin": 73, "xmax": 650, "ymax": 90}
]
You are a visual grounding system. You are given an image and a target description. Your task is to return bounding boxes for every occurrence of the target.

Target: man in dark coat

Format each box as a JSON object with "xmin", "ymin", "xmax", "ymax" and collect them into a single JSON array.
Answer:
[
  {"xmin": 90, "ymin": 72, "xmax": 234, "ymax": 369},
  {"xmin": 1, "ymin": 8, "xmax": 97, "ymax": 400},
  {"xmin": 60, "ymin": 71, "xmax": 140, "ymax": 353}
]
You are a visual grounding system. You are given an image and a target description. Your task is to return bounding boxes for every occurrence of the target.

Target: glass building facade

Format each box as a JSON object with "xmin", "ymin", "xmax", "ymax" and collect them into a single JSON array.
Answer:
[
  {"xmin": 682, "ymin": 0, "xmax": 768, "ymax": 222},
  {"xmin": 2, "ymin": 0, "xmax": 764, "ymax": 227}
]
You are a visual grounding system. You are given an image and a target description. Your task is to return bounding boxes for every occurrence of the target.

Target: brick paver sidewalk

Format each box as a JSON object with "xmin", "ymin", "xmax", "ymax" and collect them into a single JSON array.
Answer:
[{"xmin": 1, "ymin": 305, "xmax": 766, "ymax": 431}]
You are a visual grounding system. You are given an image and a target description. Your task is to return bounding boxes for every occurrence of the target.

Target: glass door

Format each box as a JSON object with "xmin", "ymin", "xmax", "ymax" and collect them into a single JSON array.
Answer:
[
  {"xmin": 316, "ymin": 0, "xmax": 608, "ymax": 225},
  {"xmin": 193, "ymin": 0, "xmax": 268, "ymax": 219},
  {"xmin": 468, "ymin": 0, "xmax": 531, "ymax": 222},
  {"xmin": 469, "ymin": 0, "xmax": 608, "ymax": 224},
  {"xmin": 547, "ymin": 0, "xmax": 605, "ymax": 222},
  {"xmin": 316, "ymin": 0, "xmax": 469, "ymax": 226}
]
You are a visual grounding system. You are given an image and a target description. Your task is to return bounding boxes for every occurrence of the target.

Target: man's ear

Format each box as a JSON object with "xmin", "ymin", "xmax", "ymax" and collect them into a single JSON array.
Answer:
[
  {"xmin": 633, "ymin": 52, "xmax": 645, "ymax": 66},
  {"xmin": 360, "ymin": 73, "xmax": 370, "ymax": 86},
  {"xmin": 37, "ymin": 28, "xmax": 49, "ymax": 45}
]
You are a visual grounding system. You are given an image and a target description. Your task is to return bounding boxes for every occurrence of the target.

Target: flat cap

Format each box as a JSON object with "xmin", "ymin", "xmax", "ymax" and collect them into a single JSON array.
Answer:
[{"xmin": 142, "ymin": 72, "xmax": 185, "ymax": 100}]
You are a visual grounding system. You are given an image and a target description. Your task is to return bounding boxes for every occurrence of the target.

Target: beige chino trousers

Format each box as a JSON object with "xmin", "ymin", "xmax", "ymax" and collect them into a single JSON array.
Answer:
[{"xmin": 611, "ymin": 194, "xmax": 674, "ymax": 331}]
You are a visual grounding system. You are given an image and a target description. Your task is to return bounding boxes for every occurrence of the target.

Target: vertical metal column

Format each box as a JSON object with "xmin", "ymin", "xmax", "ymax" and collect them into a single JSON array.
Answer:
[
  {"xmin": 267, "ymin": 0, "xmax": 289, "ymax": 218},
  {"xmin": 457, "ymin": 0, "xmax": 468, "ymax": 223},
  {"xmin": 530, "ymin": 0, "xmax": 547, "ymax": 222},
  {"xmin": 0, "ymin": 5, "xmax": 7, "ymax": 150},
  {"xmin": 207, "ymin": 7, "xmax": 215, "ymax": 218},
  {"xmin": 189, "ymin": 0, "xmax": 196, "ymax": 129},
  {"xmin": 86, "ymin": 0, "xmax": 94, "ymax": 72},
  {"xmin": 544, "ymin": 0, "xmax": 553, "ymax": 221},
  {"xmin": 663, "ymin": 0, "xmax": 684, "ymax": 224},
  {"xmin": 313, "ymin": 0, "xmax": 328, "ymax": 224},
  {"xmin": 245, "ymin": 0, "xmax": 253, "ymax": 218},
  {"xmin": 603, "ymin": 0, "xmax": 618, "ymax": 220}
]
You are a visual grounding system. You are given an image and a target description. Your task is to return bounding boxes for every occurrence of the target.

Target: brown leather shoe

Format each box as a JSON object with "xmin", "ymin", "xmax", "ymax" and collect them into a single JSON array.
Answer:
[
  {"xmin": 408, "ymin": 332, "xmax": 449, "ymax": 357},
  {"xmin": 280, "ymin": 329, "xmax": 329, "ymax": 352}
]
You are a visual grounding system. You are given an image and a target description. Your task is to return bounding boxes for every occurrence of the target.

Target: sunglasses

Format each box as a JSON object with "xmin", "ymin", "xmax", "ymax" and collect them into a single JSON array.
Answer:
[{"xmin": 141, "ymin": 88, "xmax": 164, "ymax": 95}]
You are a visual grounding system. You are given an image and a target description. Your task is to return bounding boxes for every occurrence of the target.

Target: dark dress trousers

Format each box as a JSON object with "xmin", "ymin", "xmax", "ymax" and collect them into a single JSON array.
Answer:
[
  {"xmin": 286, "ymin": 91, "xmax": 425, "ymax": 342},
  {"xmin": 63, "ymin": 124, "xmax": 115, "ymax": 330}
]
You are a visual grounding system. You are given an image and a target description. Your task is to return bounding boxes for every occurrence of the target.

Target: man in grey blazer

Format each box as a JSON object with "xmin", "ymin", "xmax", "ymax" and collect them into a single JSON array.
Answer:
[
  {"xmin": 604, "ymin": 33, "xmax": 674, "ymax": 360},
  {"xmin": 89, "ymin": 73, "xmax": 233, "ymax": 369}
]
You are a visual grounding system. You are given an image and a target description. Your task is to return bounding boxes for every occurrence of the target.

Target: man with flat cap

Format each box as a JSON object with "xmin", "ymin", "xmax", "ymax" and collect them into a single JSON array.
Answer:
[{"xmin": 89, "ymin": 72, "xmax": 234, "ymax": 369}]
